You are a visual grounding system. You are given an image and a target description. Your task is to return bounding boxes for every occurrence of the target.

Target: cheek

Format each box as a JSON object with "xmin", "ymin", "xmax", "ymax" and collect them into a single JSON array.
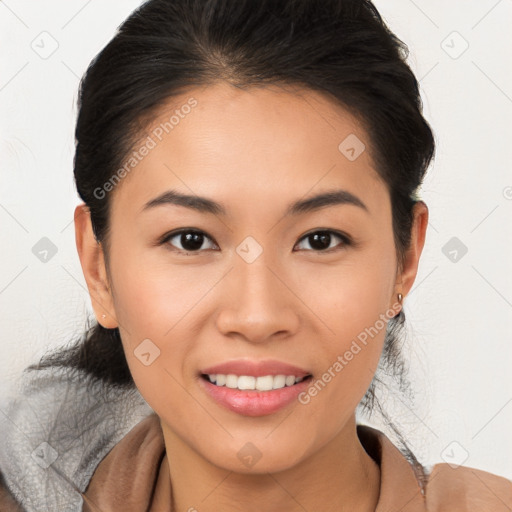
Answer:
[
  {"xmin": 297, "ymin": 294, "xmax": 390, "ymax": 437},
  {"xmin": 105, "ymin": 252, "xmax": 199, "ymax": 407},
  {"xmin": 301, "ymin": 245, "xmax": 396, "ymax": 409},
  {"xmin": 108, "ymin": 245, "xmax": 208, "ymax": 339},
  {"xmin": 306, "ymin": 242, "xmax": 395, "ymax": 343}
]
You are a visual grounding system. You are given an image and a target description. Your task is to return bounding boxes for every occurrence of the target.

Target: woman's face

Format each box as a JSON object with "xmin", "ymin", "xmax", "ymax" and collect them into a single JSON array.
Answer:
[{"xmin": 79, "ymin": 82, "xmax": 426, "ymax": 473}]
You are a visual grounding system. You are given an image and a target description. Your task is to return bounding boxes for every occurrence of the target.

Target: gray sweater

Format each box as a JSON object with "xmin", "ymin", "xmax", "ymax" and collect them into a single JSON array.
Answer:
[{"xmin": 0, "ymin": 366, "xmax": 154, "ymax": 511}]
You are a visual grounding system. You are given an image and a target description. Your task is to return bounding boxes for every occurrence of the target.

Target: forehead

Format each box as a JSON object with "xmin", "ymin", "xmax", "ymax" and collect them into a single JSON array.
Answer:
[{"xmin": 110, "ymin": 82, "xmax": 387, "ymax": 220}]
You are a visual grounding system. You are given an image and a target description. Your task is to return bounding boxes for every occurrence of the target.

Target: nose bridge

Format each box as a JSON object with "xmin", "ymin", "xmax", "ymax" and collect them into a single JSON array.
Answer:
[
  {"xmin": 233, "ymin": 241, "xmax": 282, "ymax": 310},
  {"xmin": 216, "ymin": 239, "xmax": 297, "ymax": 341}
]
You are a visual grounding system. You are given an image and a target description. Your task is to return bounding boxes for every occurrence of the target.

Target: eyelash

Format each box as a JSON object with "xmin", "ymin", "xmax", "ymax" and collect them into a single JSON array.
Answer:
[{"xmin": 157, "ymin": 228, "xmax": 353, "ymax": 254}]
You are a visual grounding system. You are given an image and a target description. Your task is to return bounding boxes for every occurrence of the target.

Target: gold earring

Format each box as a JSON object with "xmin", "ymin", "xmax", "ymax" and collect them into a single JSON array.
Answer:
[{"xmin": 397, "ymin": 293, "xmax": 403, "ymax": 304}]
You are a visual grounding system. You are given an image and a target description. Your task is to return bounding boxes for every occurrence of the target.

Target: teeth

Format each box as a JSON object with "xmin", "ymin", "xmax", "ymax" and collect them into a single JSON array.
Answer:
[
  {"xmin": 255, "ymin": 375, "xmax": 273, "ymax": 391},
  {"xmin": 225, "ymin": 374, "xmax": 238, "ymax": 389},
  {"xmin": 207, "ymin": 374, "xmax": 307, "ymax": 391},
  {"xmin": 273, "ymin": 375, "xmax": 285, "ymax": 389},
  {"xmin": 285, "ymin": 375, "xmax": 296, "ymax": 386}
]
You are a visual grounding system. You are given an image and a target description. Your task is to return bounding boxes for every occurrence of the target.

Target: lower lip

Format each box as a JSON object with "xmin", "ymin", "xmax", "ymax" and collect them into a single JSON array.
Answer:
[{"xmin": 199, "ymin": 376, "xmax": 312, "ymax": 417}]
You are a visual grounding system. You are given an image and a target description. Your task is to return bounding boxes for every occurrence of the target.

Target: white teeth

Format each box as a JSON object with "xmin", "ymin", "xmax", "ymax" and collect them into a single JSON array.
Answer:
[
  {"xmin": 225, "ymin": 374, "xmax": 238, "ymax": 389},
  {"xmin": 207, "ymin": 373, "xmax": 307, "ymax": 391},
  {"xmin": 273, "ymin": 375, "xmax": 286, "ymax": 389},
  {"xmin": 237, "ymin": 376, "xmax": 256, "ymax": 390},
  {"xmin": 256, "ymin": 375, "xmax": 274, "ymax": 391}
]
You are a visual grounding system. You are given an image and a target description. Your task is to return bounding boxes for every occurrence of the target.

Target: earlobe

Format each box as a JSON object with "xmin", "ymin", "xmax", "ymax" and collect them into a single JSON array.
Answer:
[
  {"xmin": 393, "ymin": 200, "xmax": 429, "ymax": 304},
  {"xmin": 74, "ymin": 204, "xmax": 118, "ymax": 328}
]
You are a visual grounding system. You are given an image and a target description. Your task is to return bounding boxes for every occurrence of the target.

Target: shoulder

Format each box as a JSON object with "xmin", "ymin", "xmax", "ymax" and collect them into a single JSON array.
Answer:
[
  {"xmin": 0, "ymin": 366, "xmax": 154, "ymax": 511},
  {"xmin": 425, "ymin": 462, "xmax": 512, "ymax": 511},
  {"xmin": 0, "ymin": 470, "xmax": 25, "ymax": 511}
]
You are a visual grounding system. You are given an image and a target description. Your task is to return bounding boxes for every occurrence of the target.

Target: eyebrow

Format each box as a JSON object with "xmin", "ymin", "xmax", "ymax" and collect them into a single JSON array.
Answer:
[{"xmin": 141, "ymin": 188, "xmax": 368, "ymax": 216}]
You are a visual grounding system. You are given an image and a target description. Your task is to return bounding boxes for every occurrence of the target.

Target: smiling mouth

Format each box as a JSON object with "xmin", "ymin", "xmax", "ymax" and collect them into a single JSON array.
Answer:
[{"xmin": 201, "ymin": 373, "xmax": 313, "ymax": 391}]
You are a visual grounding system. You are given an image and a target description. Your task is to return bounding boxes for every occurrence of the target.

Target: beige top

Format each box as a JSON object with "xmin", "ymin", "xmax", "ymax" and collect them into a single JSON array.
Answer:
[{"xmin": 1, "ymin": 413, "xmax": 511, "ymax": 511}]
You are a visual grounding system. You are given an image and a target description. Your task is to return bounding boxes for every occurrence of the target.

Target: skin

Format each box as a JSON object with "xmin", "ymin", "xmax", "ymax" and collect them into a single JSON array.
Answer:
[{"xmin": 75, "ymin": 82, "xmax": 428, "ymax": 512}]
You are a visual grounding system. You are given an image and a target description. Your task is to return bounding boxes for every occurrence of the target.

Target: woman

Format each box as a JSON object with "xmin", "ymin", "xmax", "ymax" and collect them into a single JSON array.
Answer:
[{"xmin": 0, "ymin": 0, "xmax": 510, "ymax": 510}]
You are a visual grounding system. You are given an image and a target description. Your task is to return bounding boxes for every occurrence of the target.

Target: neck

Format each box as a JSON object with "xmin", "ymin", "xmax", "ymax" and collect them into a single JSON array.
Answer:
[{"xmin": 161, "ymin": 414, "xmax": 381, "ymax": 512}]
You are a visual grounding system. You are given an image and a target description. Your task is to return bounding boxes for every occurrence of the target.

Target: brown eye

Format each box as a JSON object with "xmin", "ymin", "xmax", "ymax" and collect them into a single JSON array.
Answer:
[
  {"xmin": 294, "ymin": 230, "xmax": 351, "ymax": 252},
  {"xmin": 161, "ymin": 230, "xmax": 217, "ymax": 253},
  {"xmin": 159, "ymin": 228, "xmax": 351, "ymax": 254}
]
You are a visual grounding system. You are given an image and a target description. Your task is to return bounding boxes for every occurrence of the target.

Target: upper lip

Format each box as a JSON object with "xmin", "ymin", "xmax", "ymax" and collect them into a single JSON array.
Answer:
[{"xmin": 200, "ymin": 359, "xmax": 311, "ymax": 378}]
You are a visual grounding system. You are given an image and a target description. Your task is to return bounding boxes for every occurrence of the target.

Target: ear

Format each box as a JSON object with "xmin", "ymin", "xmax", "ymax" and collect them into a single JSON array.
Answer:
[
  {"xmin": 74, "ymin": 204, "xmax": 118, "ymax": 328},
  {"xmin": 394, "ymin": 200, "xmax": 429, "ymax": 302}
]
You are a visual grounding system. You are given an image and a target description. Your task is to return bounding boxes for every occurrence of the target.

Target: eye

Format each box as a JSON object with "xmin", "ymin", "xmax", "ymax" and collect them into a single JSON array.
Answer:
[
  {"xmin": 159, "ymin": 228, "xmax": 351, "ymax": 254},
  {"xmin": 160, "ymin": 229, "xmax": 218, "ymax": 253},
  {"xmin": 294, "ymin": 230, "xmax": 351, "ymax": 252}
]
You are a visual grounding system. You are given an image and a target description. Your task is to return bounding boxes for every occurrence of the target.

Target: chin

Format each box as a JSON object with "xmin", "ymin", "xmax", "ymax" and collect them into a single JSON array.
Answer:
[{"xmin": 202, "ymin": 438, "xmax": 309, "ymax": 475}]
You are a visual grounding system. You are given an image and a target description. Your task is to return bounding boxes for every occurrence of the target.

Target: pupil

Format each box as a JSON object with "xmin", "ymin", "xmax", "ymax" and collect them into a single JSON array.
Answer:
[
  {"xmin": 182, "ymin": 232, "xmax": 203, "ymax": 251},
  {"xmin": 179, "ymin": 232, "xmax": 332, "ymax": 252},
  {"xmin": 310, "ymin": 232, "xmax": 330, "ymax": 250}
]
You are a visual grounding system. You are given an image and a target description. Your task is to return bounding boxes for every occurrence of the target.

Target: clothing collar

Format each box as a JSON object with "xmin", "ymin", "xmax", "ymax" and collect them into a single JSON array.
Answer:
[
  {"xmin": 82, "ymin": 413, "xmax": 427, "ymax": 511},
  {"xmin": 357, "ymin": 423, "xmax": 426, "ymax": 511}
]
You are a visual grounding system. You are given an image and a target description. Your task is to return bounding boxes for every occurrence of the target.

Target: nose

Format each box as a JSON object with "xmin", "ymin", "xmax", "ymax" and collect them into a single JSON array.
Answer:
[{"xmin": 215, "ymin": 250, "xmax": 300, "ymax": 345}]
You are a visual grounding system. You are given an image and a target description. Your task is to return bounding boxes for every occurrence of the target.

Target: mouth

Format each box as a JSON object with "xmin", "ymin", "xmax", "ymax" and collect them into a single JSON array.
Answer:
[
  {"xmin": 198, "ymin": 359, "xmax": 314, "ymax": 416},
  {"xmin": 201, "ymin": 373, "xmax": 312, "ymax": 391},
  {"xmin": 198, "ymin": 372, "xmax": 314, "ymax": 417}
]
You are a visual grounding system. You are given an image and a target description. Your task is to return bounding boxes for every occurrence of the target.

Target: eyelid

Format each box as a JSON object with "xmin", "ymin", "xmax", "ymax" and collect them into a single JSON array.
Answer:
[
  {"xmin": 158, "ymin": 228, "xmax": 353, "ymax": 253},
  {"xmin": 294, "ymin": 229, "xmax": 352, "ymax": 252},
  {"xmin": 157, "ymin": 228, "xmax": 219, "ymax": 251}
]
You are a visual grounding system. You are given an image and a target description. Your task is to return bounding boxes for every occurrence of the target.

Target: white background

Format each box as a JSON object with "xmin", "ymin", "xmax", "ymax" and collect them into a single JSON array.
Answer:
[{"xmin": 1, "ymin": 0, "xmax": 511, "ymax": 479}]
